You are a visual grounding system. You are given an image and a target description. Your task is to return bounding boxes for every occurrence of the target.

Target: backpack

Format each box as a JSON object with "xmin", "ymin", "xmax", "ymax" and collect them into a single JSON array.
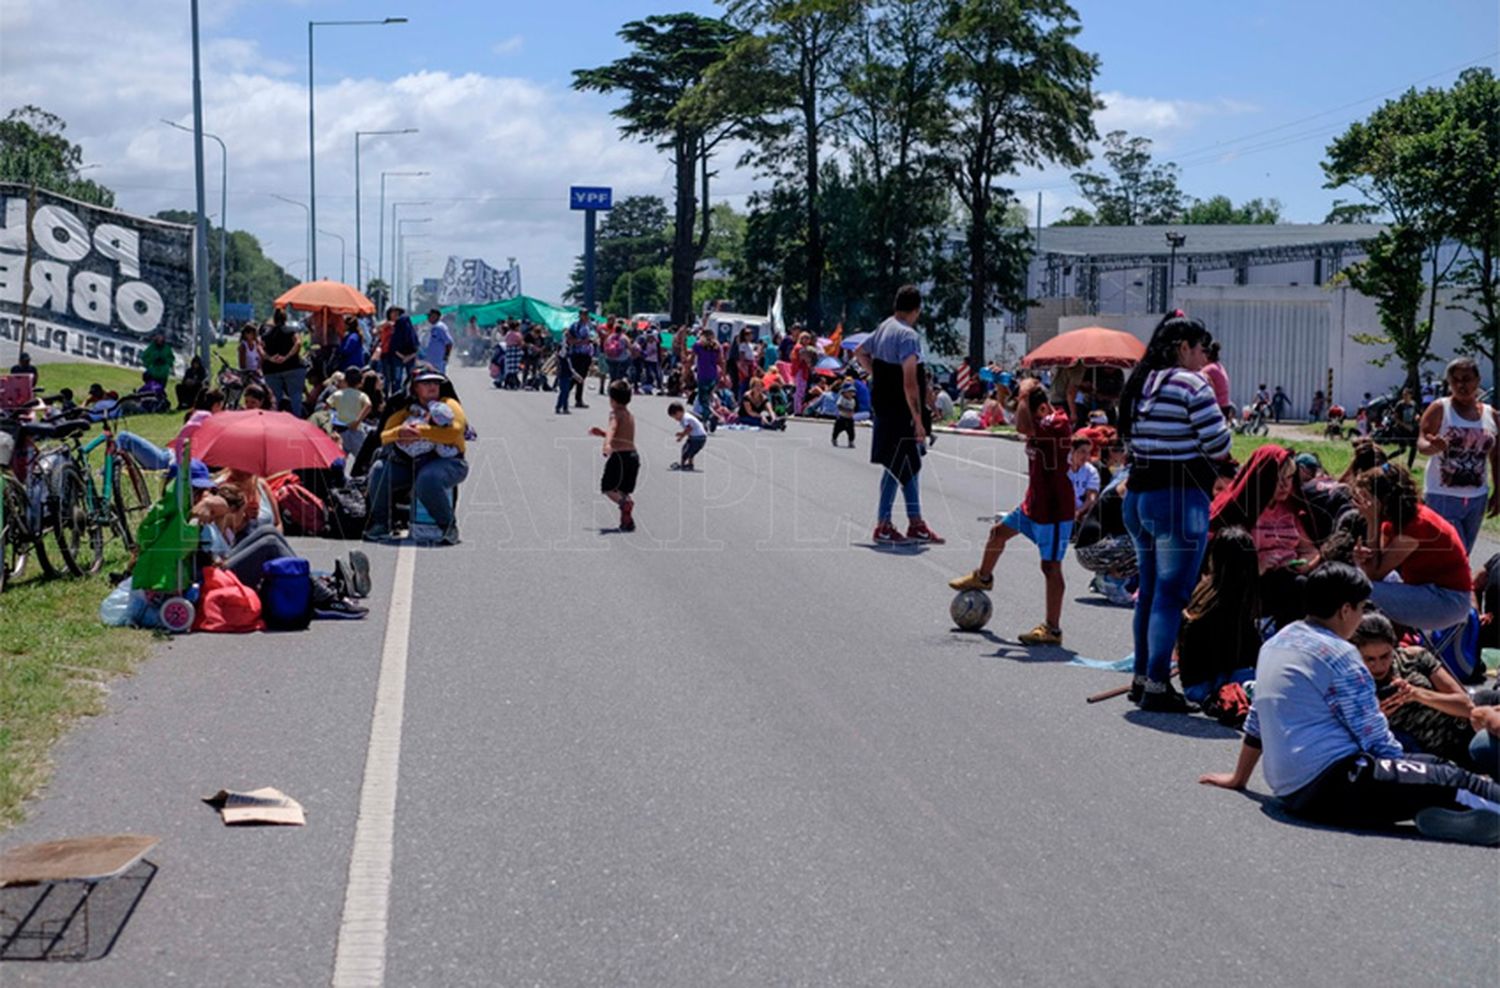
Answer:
[
  {"xmin": 324, "ymin": 485, "xmax": 368, "ymax": 540},
  {"xmin": 194, "ymin": 566, "xmax": 264, "ymax": 633},
  {"xmin": 269, "ymin": 474, "xmax": 327, "ymax": 536},
  {"xmin": 260, "ymin": 557, "xmax": 313, "ymax": 630}
]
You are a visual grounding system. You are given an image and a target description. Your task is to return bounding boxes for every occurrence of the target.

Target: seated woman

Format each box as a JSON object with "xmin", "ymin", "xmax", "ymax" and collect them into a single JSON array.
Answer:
[
  {"xmin": 1353, "ymin": 612, "xmax": 1482, "ymax": 767},
  {"xmin": 364, "ymin": 371, "xmax": 469, "ymax": 546},
  {"xmin": 979, "ymin": 386, "xmax": 1011, "ymax": 429},
  {"xmin": 1211, "ymin": 445, "xmax": 1321, "ymax": 629},
  {"xmin": 213, "ymin": 468, "xmax": 281, "ymax": 536},
  {"xmin": 1177, "ymin": 526, "xmax": 1262, "ymax": 720},
  {"xmin": 736, "ymin": 378, "xmax": 785, "ymax": 430},
  {"xmin": 1352, "ymin": 463, "xmax": 1472, "ymax": 632},
  {"xmin": 1072, "ymin": 468, "xmax": 1137, "ymax": 605},
  {"xmin": 176, "ymin": 355, "xmax": 207, "ymax": 410}
]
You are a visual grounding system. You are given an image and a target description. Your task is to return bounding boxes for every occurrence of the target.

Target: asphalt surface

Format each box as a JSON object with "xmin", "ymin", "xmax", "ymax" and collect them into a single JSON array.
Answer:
[{"xmin": 4, "ymin": 365, "xmax": 1497, "ymax": 986}]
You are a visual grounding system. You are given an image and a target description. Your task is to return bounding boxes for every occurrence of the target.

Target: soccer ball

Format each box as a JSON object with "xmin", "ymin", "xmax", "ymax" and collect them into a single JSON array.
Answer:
[{"xmin": 950, "ymin": 590, "xmax": 993, "ymax": 631}]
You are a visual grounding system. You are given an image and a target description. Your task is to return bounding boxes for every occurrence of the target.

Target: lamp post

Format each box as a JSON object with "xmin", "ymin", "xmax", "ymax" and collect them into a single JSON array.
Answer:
[
  {"xmin": 355, "ymin": 129, "xmax": 416, "ymax": 296},
  {"xmin": 308, "ymin": 16, "xmax": 407, "ymax": 280},
  {"xmin": 1164, "ymin": 230, "xmax": 1186, "ymax": 313},
  {"xmin": 378, "ymin": 178, "xmax": 427, "ymax": 295},
  {"xmin": 404, "ymin": 249, "xmax": 432, "ymax": 311},
  {"xmin": 270, "ymin": 195, "xmax": 311, "ymax": 280},
  {"xmin": 319, "ymin": 229, "xmax": 347, "ymax": 284},
  {"xmin": 188, "ymin": 0, "xmax": 212, "ymax": 366},
  {"xmin": 391, "ymin": 204, "xmax": 430, "ymax": 301},
  {"xmin": 395, "ymin": 219, "xmax": 430, "ymax": 305},
  {"xmin": 163, "ymin": 119, "xmax": 227, "ymax": 325}
]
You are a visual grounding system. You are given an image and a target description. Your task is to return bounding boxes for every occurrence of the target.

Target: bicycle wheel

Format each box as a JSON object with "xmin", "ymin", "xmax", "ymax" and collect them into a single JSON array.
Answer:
[
  {"xmin": 50, "ymin": 462, "xmax": 105, "ymax": 576},
  {"xmin": 110, "ymin": 452, "xmax": 152, "ymax": 550},
  {"xmin": 1, "ymin": 477, "xmax": 31, "ymax": 592}
]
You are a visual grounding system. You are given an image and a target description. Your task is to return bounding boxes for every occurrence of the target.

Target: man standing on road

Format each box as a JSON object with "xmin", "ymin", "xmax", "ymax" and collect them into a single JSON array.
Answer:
[
  {"xmin": 422, "ymin": 308, "xmax": 454, "ymax": 375},
  {"xmin": 566, "ymin": 309, "xmax": 596, "ymax": 409},
  {"xmin": 854, "ymin": 285, "xmax": 942, "ymax": 546}
]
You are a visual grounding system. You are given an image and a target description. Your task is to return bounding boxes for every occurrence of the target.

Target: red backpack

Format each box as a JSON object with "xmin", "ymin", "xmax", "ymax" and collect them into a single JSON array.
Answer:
[
  {"xmin": 268, "ymin": 473, "xmax": 327, "ymax": 536},
  {"xmin": 193, "ymin": 566, "xmax": 264, "ymax": 633}
]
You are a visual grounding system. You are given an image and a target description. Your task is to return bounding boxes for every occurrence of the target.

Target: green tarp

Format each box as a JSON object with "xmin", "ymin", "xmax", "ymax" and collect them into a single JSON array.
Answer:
[{"xmin": 439, "ymin": 296, "xmax": 602, "ymax": 336}]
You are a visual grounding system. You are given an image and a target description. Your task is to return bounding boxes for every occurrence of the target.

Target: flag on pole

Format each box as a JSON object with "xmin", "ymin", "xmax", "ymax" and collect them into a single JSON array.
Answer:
[
  {"xmin": 824, "ymin": 323, "xmax": 843, "ymax": 356},
  {"xmin": 769, "ymin": 286, "xmax": 785, "ymax": 340}
]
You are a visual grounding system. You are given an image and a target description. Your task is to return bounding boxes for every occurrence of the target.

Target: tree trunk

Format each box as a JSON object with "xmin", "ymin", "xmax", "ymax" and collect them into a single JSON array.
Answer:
[
  {"xmin": 804, "ymin": 95, "xmax": 824, "ymax": 335},
  {"xmin": 670, "ymin": 133, "xmax": 697, "ymax": 326},
  {"xmin": 967, "ymin": 187, "xmax": 987, "ymax": 373}
]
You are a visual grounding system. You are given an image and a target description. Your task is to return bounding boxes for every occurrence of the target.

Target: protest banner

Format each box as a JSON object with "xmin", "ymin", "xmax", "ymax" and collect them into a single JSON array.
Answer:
[{"xmin": 0, "ymin": 182, "xmax": 195, "ymax": 371}]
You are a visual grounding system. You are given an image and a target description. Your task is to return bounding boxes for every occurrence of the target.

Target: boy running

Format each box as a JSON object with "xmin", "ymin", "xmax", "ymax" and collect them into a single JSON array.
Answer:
[
  {"xmin": 590, "ymin": 379, "xmax": 639, "ymax": 531},
  {"xmin": 668, "ymin": 401, "xmax": 707, "ymax": 470},
  {"xmin": 950, "ymin": 380, "xmax": 1075, "ymax": 645}
]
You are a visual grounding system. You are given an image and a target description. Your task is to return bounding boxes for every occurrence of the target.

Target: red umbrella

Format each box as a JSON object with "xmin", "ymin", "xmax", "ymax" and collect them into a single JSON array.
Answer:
[
  {"xmin": 190, "ymin": 410, "xmax": 345, "ymax": 476},
  {"xmin": 1021, "ymin": 327, "xmax": 1146, "ymax": 369}
]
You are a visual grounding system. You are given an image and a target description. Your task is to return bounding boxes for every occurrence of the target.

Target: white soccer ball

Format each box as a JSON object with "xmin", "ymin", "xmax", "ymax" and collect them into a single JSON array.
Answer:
[{"xmin": 950, "ymin": 590, "xmax": 993, "ymax": 632}]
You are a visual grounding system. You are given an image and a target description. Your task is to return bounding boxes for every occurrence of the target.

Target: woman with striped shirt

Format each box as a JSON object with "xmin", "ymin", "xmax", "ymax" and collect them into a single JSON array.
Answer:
[{"xmin": 1119, "ymin": 313, "xmax": 1234, "ymax": 711}]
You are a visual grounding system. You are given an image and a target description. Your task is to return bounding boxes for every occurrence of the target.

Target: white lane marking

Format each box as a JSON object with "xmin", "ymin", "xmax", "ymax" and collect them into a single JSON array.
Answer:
[
  {"xmin": 332, "ymin": 545, "xmax": 416, "ymax": 988},
  {"xmin": 925, "ymin": 446, "xmax": 1028, "ymax": 480}
]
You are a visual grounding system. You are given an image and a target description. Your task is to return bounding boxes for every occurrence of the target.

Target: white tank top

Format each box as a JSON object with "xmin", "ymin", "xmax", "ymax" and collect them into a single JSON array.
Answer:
[{"xmin": 1425, "ymin": 398, "xmax": 1496, "ymax": 498}]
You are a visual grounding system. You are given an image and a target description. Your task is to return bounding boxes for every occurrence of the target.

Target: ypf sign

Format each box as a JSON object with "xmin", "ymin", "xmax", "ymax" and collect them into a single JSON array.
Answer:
[
  {"xmin": 0, "ymin": 183, "xmax": 194, "ymax": 369},
  {"xmin": 569, "ymin": 186, "xmax": 612, "ymax": 211}
]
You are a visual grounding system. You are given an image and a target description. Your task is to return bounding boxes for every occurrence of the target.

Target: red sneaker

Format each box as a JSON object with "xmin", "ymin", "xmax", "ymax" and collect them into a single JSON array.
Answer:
[
  {"xmin": 872, "ymin": 521, "xmax": 909, "ymax": 545},
  {"xmin": 619, "ymin": 499, "xmax": 636, "ymax": 532},
  {"xmin": 906, "ymin": 520, "xmax": 945, "ymax": 544}
]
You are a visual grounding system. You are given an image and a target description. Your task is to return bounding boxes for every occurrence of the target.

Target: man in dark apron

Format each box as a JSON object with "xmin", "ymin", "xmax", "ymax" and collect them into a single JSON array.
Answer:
[{"xmin": 854, "ymin": 285, "xmax": 943, "ymax": 546}]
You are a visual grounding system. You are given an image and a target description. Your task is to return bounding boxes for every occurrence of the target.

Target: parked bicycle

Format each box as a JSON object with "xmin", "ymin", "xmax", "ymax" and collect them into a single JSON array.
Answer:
[{"xmin": 41, "ymin": 409, "xmax": 152, "ymax": 576}]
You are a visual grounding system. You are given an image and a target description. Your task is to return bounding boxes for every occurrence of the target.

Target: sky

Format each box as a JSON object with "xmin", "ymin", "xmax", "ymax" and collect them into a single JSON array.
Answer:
[{"xmin": 1, "ymin": 0, "xmax": 1496, "ymax": 305}]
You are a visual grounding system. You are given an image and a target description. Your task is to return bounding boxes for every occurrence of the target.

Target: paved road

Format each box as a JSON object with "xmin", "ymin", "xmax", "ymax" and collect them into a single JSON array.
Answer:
[{"xmin": 4, "ymin": 365, "xmax": 1497, "ymax": 986}]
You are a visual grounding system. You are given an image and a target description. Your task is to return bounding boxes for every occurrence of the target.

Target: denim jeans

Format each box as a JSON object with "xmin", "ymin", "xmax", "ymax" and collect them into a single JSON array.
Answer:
[
  {"xmin": 265, "ymin": 366, "xmax": 307, "ymax": 417},
  {"xmin": 381, "ymin": 355, "xmax": 406, "ymax": 396},
  {"xmin": 877, "ymin": 470, "xmax": 921, "ymax": 523},
  {"xmin": 1368, "ymin": 581, "xmax": 1471, "ymax": 632},
  {"xmin": 1123, "ymin": 486, "xmax": 1210, "ymax": 683},
  {"xmin": 1425, "ymin": 491, "xmax": 1488, "ymax": 556},
  {"xmin": 115, "ymin": 431, "xmax": 175, "ymax": 471},
  {"xmin": 554, "ymin": 371, "xmax": 572, "ymax": 412},
  {"xmin": 367, "ymin": 453, "xmax": 468, "ymax": 533}
]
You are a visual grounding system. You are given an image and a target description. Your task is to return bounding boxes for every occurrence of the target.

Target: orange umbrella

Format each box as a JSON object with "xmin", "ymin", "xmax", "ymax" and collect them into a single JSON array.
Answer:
[
  {"xmin": 274, "ymin": 280, "xmax": 376, "ymax": 316},
  {"xmin": 1021, "ymin": 327, "xmax": 1145, "ymax": 369}
]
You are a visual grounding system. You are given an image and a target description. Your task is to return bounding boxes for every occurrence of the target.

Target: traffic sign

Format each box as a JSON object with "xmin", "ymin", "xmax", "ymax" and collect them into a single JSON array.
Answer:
[{"xmin": 570, "ymin": 186, "xmax": 613, "ymax": 211}]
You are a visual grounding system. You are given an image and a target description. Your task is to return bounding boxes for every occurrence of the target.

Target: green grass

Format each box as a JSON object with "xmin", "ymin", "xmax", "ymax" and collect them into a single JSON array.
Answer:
[{"xmin": 0, "ymin": 404, "xmax": 182, "ymax": 830}]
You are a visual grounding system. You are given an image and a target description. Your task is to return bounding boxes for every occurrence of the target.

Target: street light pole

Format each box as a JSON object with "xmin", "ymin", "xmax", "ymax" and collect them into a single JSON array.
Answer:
[
  {"xmin": 163, "ymin": 119, "xmax": 227, "ymax": 326},
  {"xmin": 395, "ymin": 220, "xmax": 430, "ymax": 305},
  {"xmin": 391, "ymin": 205, "xmax": 430, "ymax": 303},
  {"xmin": 189, "ymin": 0, "xmax": 212, "ymax": 366},
  {"xmin": 378, "ymin": 173, "xmax": 427, "ymax": 300},
  {"xmin": 308, "ymin": 16, "xmax": 408, "ymax": 281},
  {"xmin": 319, "ymin": 229, "xmax": 347, "ymax": 283},
  {"xmin": 270, "ymin": 195, "xmax": 311, "ymax": 281},
  {"xmin": 355, "ymin": 129, "xmax": 416, "ymax": 297},
  {"xmin": 1164, "ymin": 230, "xmax": 1186, "ymax": 313}
]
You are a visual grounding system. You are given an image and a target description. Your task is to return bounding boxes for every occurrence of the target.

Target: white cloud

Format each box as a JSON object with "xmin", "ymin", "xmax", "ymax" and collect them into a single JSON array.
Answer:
[
  {"xmin": 1095, "ymin": 90, "xmax": 1257, "ymax": 144},
  {"xmin": 0, "ymin": 3, "xmax": 697, "ymax": 302},
  {"xmin": 492, "ymin": 35, "xmax": 524, "ymax": 56}
]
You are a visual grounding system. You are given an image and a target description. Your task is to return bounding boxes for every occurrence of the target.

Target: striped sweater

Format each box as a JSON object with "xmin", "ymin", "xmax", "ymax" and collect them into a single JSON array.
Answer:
[{"xmin": 1126, "ymin": 368, "xmax": 1232, "ymax": 492}]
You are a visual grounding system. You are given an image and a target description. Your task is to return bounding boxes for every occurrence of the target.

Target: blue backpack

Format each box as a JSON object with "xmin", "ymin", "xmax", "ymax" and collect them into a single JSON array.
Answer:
[{"xmin": 260, "ymin": 557, "xmax": 313, "ymax": 630}]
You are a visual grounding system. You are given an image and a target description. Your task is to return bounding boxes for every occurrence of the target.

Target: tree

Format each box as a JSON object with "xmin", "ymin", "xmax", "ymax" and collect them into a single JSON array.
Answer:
[
  {"xmin": 1068, "ymin": 130, "xmax": 1180, "ymax": 226},
  {"xmin": 574, "ymin": 14, "xmax": 747, "ymax": 325},
  {"xmin": 1444, "ymin": 68, "xmax": 1500, "ymax": 391},
  {"xmin": 605, "ymin": 265, "xmax": 670, "ymax": 316},
  {"xmin": 721, "ymin": 0, "xmax": 864, "ymax": 333},
  {"xmin": 155, "ymin": 211, "xmax": 298, "ymax": 320},
  {"xmin": 935, "ymin": 0, "xmax": 1098, "ymax": 370},
  {"xmin": 1323, "ymin": 199, "xmax": 1383, "ymax": 225},
  {"xmin": 1324, "ymin": 78, "xmax": 1468, "ymax": 391},
  {"xmin": 0, "ymin": 105, "xmax": 114, "ymax": 207},
  {"xmin": 1180, "ymin": 195, "xmax": 1282, "ymax": 225},
  {"xmin": 564, "ymin": 196, "xmax": 672, "ymax": 309}
]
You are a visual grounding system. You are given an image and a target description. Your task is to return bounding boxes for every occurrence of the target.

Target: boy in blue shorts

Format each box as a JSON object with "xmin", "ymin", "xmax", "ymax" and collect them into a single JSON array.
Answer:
[{"xmin": 950, "ymin": 380, "xmax": 1075, "ymax": 645}]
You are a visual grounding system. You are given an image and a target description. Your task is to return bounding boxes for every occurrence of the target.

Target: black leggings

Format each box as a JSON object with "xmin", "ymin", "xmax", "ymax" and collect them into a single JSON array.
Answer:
[
  {"xmin": 224, "ymin": 527, "xmax": 298, "ymax": 591},
  {"xmin": 1281, "ymin": 752, "xmax": 1500, "ymax": 827},
  {"xmin": 570, "ymin": 355, "xmax": 592, "ymax": 405},
  {"xmin": 832, "ymin": 417, "xmax": 855, "ymax": 444}
]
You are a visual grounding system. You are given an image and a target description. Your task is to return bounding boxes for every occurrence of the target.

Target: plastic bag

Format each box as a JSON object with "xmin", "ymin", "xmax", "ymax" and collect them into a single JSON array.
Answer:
[{"xmin": 100, "ymin": 578, "xmax": 133, "ymax": 626}]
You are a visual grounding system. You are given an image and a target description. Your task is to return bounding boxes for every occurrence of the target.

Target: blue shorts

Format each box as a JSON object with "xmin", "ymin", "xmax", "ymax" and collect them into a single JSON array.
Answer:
[{"xmin": 999, "ymin": 508, "xmax": 1073, "ymax": 562}]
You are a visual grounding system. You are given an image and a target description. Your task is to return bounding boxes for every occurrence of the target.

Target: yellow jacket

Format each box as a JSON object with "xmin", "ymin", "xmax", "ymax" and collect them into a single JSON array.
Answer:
[{"xmin": 380, "ymin": 398, "xmax": 467, "ymax": 456}]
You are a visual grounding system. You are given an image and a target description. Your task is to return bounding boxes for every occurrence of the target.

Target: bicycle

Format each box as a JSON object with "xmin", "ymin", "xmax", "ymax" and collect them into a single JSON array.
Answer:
[
  {"xmin": 1, "ymin": 412, "xmax": 84, "ymax": 586},
  {"xmin": 42, "ymin": 410, "xmax": 152, "ymax": 577},
  {"xmin": 0, "ymin": 414, "xmax": 54, "ymax": 592}
]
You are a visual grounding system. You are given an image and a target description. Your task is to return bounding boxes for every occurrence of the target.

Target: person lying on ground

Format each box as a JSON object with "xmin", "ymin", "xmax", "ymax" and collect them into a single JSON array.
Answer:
[{"xmin": 1199, "ymin": 562, "xmax": 1500, "ymax": 847}]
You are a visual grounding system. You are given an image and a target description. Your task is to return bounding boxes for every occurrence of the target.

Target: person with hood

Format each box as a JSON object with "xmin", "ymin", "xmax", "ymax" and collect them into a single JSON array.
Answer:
[
  {"xmin": 364, "ymin": 371, "xmax": 469, "ymax": 546},
  {"xmin": 140, "ymin": 331, "xmax": 175, "ymax": 389}
]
